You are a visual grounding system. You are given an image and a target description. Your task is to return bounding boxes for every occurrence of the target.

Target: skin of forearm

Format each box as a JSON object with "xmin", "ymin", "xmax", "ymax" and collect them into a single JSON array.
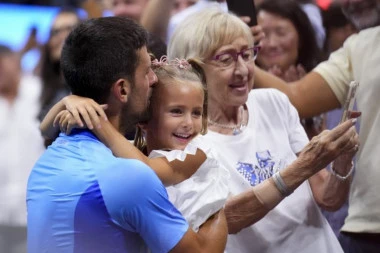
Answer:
[
  {"xmin": 39, "ymin": 99, "xmax": 65, "ymax": 139},
  {"xmin": 310, "ymin": 163, "xmax": 352, "ymax": 212},
  {"xmin": 140, "ymin": 0, "xmax": 174, "ymax": 41},
  {"xmin": 93, "ymin": 118, "xmax": 206, "ymax": 186},
  {"xmin": 224, "ymin": 160, "xmax": 312, "ymax": 234},
  {"xmin": 254, "ymin": 66, "xmax": 341, "ymax": 118},
  {"xmin": 196, "ymin": 211, "xmax": 228, "ymax": 253}
]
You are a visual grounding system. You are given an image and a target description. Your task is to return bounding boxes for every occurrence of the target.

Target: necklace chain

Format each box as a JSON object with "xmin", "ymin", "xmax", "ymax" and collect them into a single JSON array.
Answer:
[{"xmin": 208, "ymin": 106, "xmax": 247, "ymax": 135}]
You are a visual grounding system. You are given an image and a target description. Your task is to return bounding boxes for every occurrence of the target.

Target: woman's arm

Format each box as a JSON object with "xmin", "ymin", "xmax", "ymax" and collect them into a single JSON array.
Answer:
[
  {"xmin": 308, "ymin": 148, "xmax": 356, "ymax": 211},
  {"xmin": 225, "ymin": 119, "xmax": 358, "ymax": 233}
]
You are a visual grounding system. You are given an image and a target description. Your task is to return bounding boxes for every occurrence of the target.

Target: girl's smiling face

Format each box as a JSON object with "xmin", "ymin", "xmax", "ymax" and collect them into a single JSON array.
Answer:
[{"xmin": 144, "ymin": 79, "xmax": 204, "ymax": 153}]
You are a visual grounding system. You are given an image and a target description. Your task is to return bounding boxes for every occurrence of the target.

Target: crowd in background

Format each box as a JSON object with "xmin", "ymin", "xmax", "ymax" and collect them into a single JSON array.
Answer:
[{"xmin": 0, "ymin": 0, "xmax": 377, "ymax": 252}]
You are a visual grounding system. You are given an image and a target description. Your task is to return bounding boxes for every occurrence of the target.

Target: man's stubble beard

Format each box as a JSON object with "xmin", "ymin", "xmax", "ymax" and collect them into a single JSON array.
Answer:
[{"xmin": 119, "ymin": 99, "xmax": 150, "ymax": 136}]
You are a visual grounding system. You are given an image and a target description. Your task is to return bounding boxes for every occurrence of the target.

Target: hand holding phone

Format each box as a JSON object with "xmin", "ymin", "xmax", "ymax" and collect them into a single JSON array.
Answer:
[
  {"xmin": 226, "ymin": 0, "xmax": 257, "ymax": 27},
  {"xmin": 340, "ymin": 81, "xmax": 359, "ymax": 123}
]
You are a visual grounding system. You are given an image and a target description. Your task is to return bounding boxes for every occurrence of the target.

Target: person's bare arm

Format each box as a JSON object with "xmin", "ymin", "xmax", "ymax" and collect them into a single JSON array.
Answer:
[
  {"xmin": 307, "ymin": 141, "xmax": 357, "ymax": 211},
  {"xmin": 170, "ymin": 210, "xmax": 228, "ymax": 253},
  {"xmin": 140, "ymin": 0, "xmax": 174, "ymax": 41},
  {"xmin": 40, "ymin": 95, "xmax": 108, "ymax": 140},
  {"xmin": 254, "ymin": 66, "xmax": 341, "ymax": 118},
  {"xmin": 224, "ymin": 119, "xmax": 358, "ymax": 233},
  {"xmin": 92, "ymin": 119, "xmax": 206, "ymax": 186},
  {"xmin": 40, "ymin": 99, "xmax": 66, "ymax": 140}
]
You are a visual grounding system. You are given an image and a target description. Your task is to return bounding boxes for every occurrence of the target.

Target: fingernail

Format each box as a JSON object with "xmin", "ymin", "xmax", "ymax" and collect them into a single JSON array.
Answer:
[{"xmin": 352, "ymin": 118, "xmax": 357, "ymax": 124}]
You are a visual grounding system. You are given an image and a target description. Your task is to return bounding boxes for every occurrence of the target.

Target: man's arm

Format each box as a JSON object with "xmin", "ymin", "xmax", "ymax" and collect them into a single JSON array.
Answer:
[
  {"xmin": 170, "ymin": 210, "xmax": 228, "ymax": 253},
  {"xmin": 224, "ymin": 119, "xmax": 358, "ymax": 233},
  {"xmin": 254, "ymin": 66, "xmax": 341, "ymax": 118}
]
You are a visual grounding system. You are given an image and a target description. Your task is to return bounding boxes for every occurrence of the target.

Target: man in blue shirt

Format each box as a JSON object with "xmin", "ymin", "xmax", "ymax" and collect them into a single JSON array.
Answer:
[{"xmin": 27, "ymin": 17, "xmax": 227, "ymax": 253}]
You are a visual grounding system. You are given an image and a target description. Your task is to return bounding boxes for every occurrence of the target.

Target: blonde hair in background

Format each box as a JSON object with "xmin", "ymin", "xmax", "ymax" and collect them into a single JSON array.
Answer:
[
  {"xmin": 134, "ymin": 63, "xmax": 208, "ymax": 152},
  {"xmin": 168, "ymin": 7, "xmax": 254, "ymax": 62}
]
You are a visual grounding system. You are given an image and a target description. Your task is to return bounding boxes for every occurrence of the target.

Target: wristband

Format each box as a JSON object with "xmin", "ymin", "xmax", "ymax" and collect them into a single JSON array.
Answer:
[
  {"xmin": 272, "ymin": 171, "xmax": 293, "ymax": 197},
  {"xmin": 331, "ymin": 162, "xmax": 354, "ymax": 181}
]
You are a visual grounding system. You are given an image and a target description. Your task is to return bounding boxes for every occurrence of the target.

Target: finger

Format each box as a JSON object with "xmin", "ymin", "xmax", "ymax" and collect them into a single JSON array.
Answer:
[
  {"xmin": 349, "ymin": 111, "xmax": 361, "ymax": 119},
  {"xmin": 68, "ymin": 108, "xmax": 84, "ymax": 128},
  {"xmin": 326, "ymin": 118, "xmax": 357, "ymax": 141},
  {"xmin": 95, "ymin": 104, "xmax": 108, "ymax": 121},
  {"xmin": 77, "ymin": 107, "xmax": 93, "ymax": 130},
  {"xmin": 333, "ymin": 126, "xmax": 358, "ymax": 153},
  {"xmin": 54, "ymin": 110, "xmax": 67, "ymax": 127},
  {"xmin": 85, "ymin": 104, "xmax": 102, "ymax": 129},
  {"xmin": 59, "ymin": 113, "xmax": 69, "ymax": 133},
  {"xmin": 66, "ymin": 118, "xmax": 75, "ymax": 135},
  {"xmin": 296, "ymin": 64, "xmax": 306, "ymax": 77},
  {"xmin": 240, "ymin": 16, "xmax": 251, "ymax": 24}
]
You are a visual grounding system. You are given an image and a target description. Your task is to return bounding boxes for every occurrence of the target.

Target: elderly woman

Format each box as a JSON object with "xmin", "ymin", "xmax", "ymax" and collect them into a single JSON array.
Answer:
[{"xmin": 168, "ymin": 8, "xmax": 358, "ymax": 253}]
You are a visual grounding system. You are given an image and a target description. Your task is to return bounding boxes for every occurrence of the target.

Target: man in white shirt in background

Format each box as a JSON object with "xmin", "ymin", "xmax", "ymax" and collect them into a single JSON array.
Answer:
[
  {"xmin": 0, "ymin": 44, "xmax": 45, "ymax": 253},
  {"xmin": 254, "ymin": 0, "xmax": 380, "ymax": 252}
]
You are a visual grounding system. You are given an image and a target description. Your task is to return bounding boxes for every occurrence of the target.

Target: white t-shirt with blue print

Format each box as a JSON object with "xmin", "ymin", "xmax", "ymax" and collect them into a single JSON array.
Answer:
[{"xmin": 205, "ymin": 89, "xmax": 343, "ymax": 253}]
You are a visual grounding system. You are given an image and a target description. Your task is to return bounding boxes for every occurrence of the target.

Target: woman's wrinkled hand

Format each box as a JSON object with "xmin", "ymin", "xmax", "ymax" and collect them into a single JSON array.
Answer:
[
  {"xmin": 60, "ymin": 95, "xmax": 108, "ymax": 130},
  {"xmin": 297, "ymin": 118, "xmax": 359, "ymax": 176}
]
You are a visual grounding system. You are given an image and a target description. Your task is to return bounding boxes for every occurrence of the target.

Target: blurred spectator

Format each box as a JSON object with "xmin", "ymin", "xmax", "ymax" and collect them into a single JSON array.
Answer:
[
  {"xmin": 340, "ymin": 0, "xmax": 380, "ymax": 30},
  {"xmin": 37, "ymin": 8, "xmax": 81, "ymax": 145},
  {"xmin": 0, "ymin": 0, "xmax": 81, "ymax": 7},
  {"xmin": 172, "ymin": 0, "xmax": 198, "ymax": 15},
  {"xmin": 323, "ymin": 2, "xmax": 357, "ymax": 55},
  {"xmin": 111, "ymin": 0, "xmax": 149, "ymax": 21},
  {"xmin": 295, "ymin": 0, "xmax": 326, "ymax": 49},
  {"xmin": 320, "ymin": 2, "xmax": 357, "ymax": 237},
  {"xmin": 0, "ymin": 44, "xmax": 44, "ymax": 253},
  {"xmin": 256, "ymin": 0, "xmax": 324, "ymax": 139}
]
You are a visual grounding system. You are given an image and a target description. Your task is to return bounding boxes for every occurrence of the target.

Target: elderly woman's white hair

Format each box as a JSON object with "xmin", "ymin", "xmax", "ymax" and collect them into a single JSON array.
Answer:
[{"xmin": 168, "ymin": 7, "xmax": 254, "ymax": 62}]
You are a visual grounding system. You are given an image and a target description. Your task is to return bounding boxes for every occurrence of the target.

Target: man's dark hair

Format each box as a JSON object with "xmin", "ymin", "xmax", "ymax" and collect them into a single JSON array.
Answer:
[{"xmin": 61, "ymin": 16, "xmax": 148, "ymax": 104}]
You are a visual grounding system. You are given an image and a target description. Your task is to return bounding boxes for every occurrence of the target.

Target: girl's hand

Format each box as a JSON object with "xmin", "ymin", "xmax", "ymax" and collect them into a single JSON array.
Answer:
[
  {"xmin": 54, "ymin": 110, "xmax": 80, "ymax": 135},
  {"xmin": 61, "ymin": 95, "xmax": 108, "ymax": 130}
]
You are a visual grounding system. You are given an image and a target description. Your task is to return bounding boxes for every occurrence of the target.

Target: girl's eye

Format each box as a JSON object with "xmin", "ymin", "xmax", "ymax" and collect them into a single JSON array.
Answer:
[
  {"xmin": 170, "ymin": 108, "xmax": 182, "ymax": 115},
  {"xmin": 192, "ymin": 110, "xmax": 202, "ymax": 117}
]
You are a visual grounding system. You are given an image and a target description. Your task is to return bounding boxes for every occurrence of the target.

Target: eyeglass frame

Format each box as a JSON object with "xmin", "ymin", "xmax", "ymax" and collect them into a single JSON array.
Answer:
[{"xmin": 211, "ymin": 46, "xmax": 261, "ymax": 67}]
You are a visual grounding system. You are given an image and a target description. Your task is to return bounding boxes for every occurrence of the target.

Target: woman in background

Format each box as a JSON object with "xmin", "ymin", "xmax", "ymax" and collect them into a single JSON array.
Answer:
[{"xmin": 256, "ymin": 0, "xmax": 324, "ymax": 139}]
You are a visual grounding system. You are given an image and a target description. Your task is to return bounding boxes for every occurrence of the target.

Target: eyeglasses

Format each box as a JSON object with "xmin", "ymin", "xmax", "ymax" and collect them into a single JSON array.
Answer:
[{"xmin": 211, "ymin": 46, "xmax": 260, "ymax": 68}]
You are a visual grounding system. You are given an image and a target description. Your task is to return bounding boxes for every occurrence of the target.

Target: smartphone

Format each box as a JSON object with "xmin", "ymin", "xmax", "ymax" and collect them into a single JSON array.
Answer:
[
  {"xmin": 226, "ymin": 0, "xmax": 257, "ymax": 26},
  {"xmin": 340, "ymin": 81, "xmax": 359, "ymax": 123}
]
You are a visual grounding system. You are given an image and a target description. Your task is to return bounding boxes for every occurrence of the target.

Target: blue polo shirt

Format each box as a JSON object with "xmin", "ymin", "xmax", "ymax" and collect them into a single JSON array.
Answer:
[{"xmin": 27, "ymin": 130, "xmax": 188, "ymax": 253}]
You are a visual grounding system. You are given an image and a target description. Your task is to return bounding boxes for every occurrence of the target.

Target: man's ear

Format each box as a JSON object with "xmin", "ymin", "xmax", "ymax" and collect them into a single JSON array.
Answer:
[{"xmin": 112, "ymin": 78, "xmax": 131, "ymax": 103}]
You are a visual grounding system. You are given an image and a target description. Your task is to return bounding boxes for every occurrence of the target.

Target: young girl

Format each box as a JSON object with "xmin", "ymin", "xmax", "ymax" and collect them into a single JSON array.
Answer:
[{"xmin": 41, "ymin": 57, "xmax": 229, "ymax": 231}]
